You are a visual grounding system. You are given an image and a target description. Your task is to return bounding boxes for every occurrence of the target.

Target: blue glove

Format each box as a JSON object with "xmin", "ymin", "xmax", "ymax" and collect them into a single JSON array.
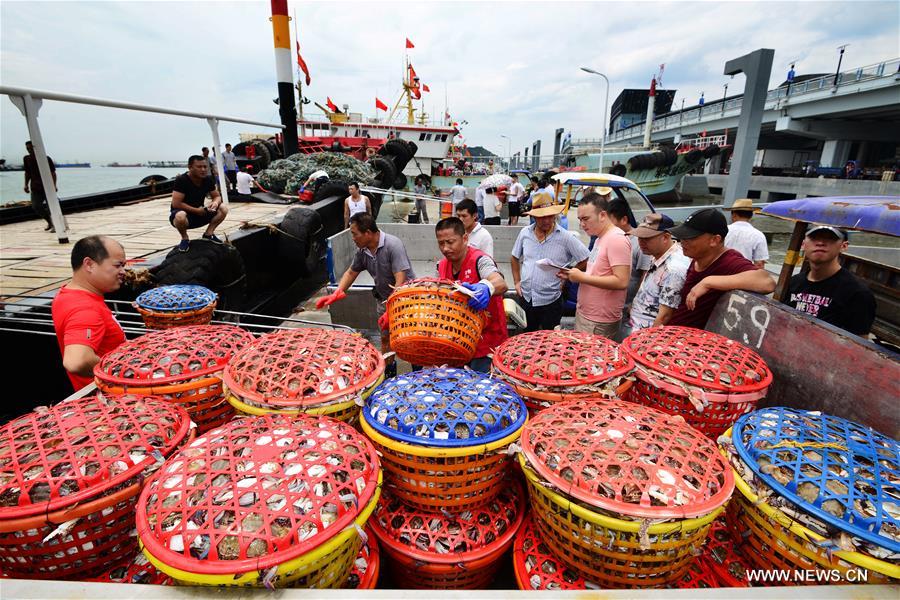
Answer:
[{"xmin": 461, "ymin": 281, "xmax": 492, "ymax": 311}]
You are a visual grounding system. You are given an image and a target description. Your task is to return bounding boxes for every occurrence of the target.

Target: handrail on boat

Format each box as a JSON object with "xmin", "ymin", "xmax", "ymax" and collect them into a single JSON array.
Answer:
[{"xmin": 0, "ymin": 84, "xmax": 284, "ymax": 244}]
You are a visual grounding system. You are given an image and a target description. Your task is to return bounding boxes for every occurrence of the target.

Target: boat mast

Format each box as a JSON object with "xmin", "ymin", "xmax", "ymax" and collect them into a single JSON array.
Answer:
[{"xmin": 271, "ymin": 0, "xmax": 298, "ymax": 156}]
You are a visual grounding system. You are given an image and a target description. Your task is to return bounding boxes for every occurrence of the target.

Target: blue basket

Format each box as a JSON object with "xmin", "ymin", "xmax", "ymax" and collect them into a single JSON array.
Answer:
[
  {"xmin": 136, "ymin": 285, "xmax": 217, "ymax": 312},
  {"xmin": 732, "ymin": 407, "xmax": 900, "ymax": 553},
  {"xmin": 365, "ymin": 367, "xmax": 526, "ymax": 447}
]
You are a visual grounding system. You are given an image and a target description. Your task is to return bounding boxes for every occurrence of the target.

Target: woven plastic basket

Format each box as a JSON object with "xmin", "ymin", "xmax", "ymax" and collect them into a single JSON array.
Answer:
[
  {"xmin": 86, "ymin": 551, "xmax": 173, "ymax": 585},
  {"xmin": 0, "ymin": 394, "xmax": 190, "ymax": 580},
  {"xmin": 94, "ymin": 324, "xmax": 254, "ymax": 433},
  {"xmin": 369, "ymin": 479, "xmax": 525, "ymax": 589},
  {"xmin": 387, "ymin": 278, "xmax": 487, "ymax": 367},
  {"xmin": 519, "ymin": 399, "xmax": 734, "ymax": 587},
  {"xmin": 622, "ymin": 326, "xmax": 771, "ymax": 438},
  {"xmin": 135, "ymin": 285, "xmax": 217, "ymax": 329},
  {"xmin": 137, "ymin": 413, "xmax": 382, "ymax": 588},
  {"xmin": 703, "ymin": 517, "xmax": 751, "ymax": 587},
  {"xmin": 360, "ymin": 367, "xmax": 526, "ymax": 512},
  {"xmin": 345, "ymin": 527, "xmax": 380, "ymax": 590},
  {"xmin": 222, "ymin": 328, "xmax": 384, "ymax": 421},
  {"xmin": 492, "ymin": 330, "xmax": 635, "ymax": 413},
  {"xmin": 719, "ymin": 410, "xmax": 900, "ymax": 584},
  {"xmin": 513, "ymin": 514, "xmax": 590, "ymax": 590}
]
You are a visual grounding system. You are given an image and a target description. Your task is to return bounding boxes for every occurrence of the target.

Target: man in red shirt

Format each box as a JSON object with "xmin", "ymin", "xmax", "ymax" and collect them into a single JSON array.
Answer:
[
  {"xmin": 52, "ymin": 235, "xmax": 127, "ymax": 391},
  {"xmin": 435, "ymin": 217, "xmax": 508, "ymax": 372},
  {"xmin": 667, "ymin": 208, "xmax": 775, "ymax": 329}
]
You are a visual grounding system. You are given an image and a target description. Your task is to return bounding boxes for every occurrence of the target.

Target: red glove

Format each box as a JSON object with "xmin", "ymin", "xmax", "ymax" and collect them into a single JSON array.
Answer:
[
  {"xmin": 378, "ymin": 312, "xmax": 390, "ymax": 331},
  {"xmin": 315, "ymin": 289, "xmax": 347, "ymax": 309}
]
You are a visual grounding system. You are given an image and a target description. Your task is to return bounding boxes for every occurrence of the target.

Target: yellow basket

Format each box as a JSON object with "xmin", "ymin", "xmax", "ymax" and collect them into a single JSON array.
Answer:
[
  {"xmin": 225, "ymin": 375, "xmax": 384, "ymax": 424},
  {"xmin": 361, "ymin": 414, "xmax": 525, "ymax": 512},
  {"xmin": 519, "ymin": 454, "xmax": 721, "ymax": 588},
  {"xmin": 141, "ymin": 475, "xmax": 382, "ymax": 587},
  {"xmin": 721, "ymin": 432, "xmax": 899, "ymax": 583}
]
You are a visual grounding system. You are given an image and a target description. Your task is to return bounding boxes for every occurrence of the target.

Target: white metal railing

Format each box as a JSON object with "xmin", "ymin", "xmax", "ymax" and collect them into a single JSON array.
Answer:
[
  {"xmin": 606, "ymin": 57, "xmax": 900, "ymax": 144},
  {"xmin": 0, "ymin": 85, "xmax": 283, "ymax": 244}
]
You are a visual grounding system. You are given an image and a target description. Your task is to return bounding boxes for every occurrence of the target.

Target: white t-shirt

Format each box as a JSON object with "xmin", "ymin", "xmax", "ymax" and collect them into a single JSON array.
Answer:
[
  {"xmin": 468, "ymin": 223, "xmax": 494, "ymax": 257},
  {"xmin": 222, "ymin": 151, "xmax": 237, "ymax": 171},
  {"xmin": 508, "ymin": 181, "xmax": 525, "ymax": 203},
  {"xmin": 236, "ymin": 172, "xmax": 255, "ymax": 195},
  {"xmin": 347, "ymin": 195, "xmax": 368, "ymax": 218},
  {"xmin": 725, "ymin": 221, "xmax": 769, "ymax": 263},
  {"xmin": 474, "ymin": 187, "xmax": 485, "ymax": 207},
  {"xmin": 450, "ymin": 184, "xmax": 468, "ymax": 205},
  {"xmin": 483, "ymin": 193, "xmax": 502, "ymax": 220}
]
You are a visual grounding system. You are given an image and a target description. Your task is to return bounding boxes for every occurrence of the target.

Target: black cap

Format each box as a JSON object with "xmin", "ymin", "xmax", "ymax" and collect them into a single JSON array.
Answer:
[{"xmin": 669, "ymin": 208, "xmax": 728, "ymax": 240}]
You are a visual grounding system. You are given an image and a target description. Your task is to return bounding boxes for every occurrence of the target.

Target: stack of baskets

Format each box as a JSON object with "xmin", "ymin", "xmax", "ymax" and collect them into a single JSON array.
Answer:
[
  {"xmin": 0, "ymin": 394, "xmax": 191, "ymax": 580},
  {"xmin": 94, "ymin": 324, "xmax": 255, "ymax": 433},
  {"xmin": 223, "ymin": 328, "xmax": 384, "ymax": 423},
  {"xmin": 720, "ymin": 407, "xmax": 899, "ymax": 585},
  {"xmin": 135, "ymin": 285, "xmax": 218, "ymax": 329},
  {"xmin": 622, "ymin": 326, "xmax": 772, "ymax": 438},
  {"xmin": 518, "ymin": 398, "xmax": 735, "ymax": 588},
  {"xmin": 136, "ymin": 413, "xmax": 382, "ymax": 588},
  {"xmin": 386, "ymin": 278, "xmax": 487, "ymax": 367},
  {"xmin": 360, "ymin": 367, "xmax": 527, "ymax": 587},
  {"xmin": 87, "ymin": 551, "xmax": 173, "ymax": 585},
  {"xmin": 492, "ymin": 330, "xmax": 634, "ymax": 414}
]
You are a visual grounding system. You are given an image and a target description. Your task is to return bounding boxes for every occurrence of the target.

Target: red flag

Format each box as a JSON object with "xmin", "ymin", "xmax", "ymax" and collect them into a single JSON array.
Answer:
[
  {"xmin": 406, "ymin": 38, "xmax": 414, "ymax": 49},
  {"xmin": 375, "ymin": 97, "xmax": 388, "ymax": 111},
  {"xmin": 407, "ymin": 64, "xmax": 421, "ymax": 99},
  {"xmin": 422, "ymin": 83, "xmax": 430, "ymax": 93},
  {"xmin": 326, "ymin": 97, "xmax": 338, "ymax": 112},
  {"xmin": 295, "ymin": 41, "xmax": 311, "ymax": 86}
]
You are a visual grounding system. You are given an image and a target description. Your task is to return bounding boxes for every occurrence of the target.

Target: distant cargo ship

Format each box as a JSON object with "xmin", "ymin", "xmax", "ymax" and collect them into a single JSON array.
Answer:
[
  {"xmin": 56, "ymin": 162, "xmax": 91, "ymax": 168},
  {"xmin": 107, "ymin": 162, "xmax": 143, "ymax": 167}
]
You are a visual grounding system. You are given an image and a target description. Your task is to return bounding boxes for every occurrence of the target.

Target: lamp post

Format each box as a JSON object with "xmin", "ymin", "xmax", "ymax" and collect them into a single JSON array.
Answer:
[
  {"xmin": 580, "ymin": 67, "xmax": 609, "ymax": 172},
  {"xmin": 722, "ymin": 83, "xmax": 728, "ymax": 114},
  {"xmin": 499, "ymin": 134, "xmax": 511, "ymax": 170},
  {"xmin": 834, "ymin": 44, "xmax": 848, "ymax": 86}
]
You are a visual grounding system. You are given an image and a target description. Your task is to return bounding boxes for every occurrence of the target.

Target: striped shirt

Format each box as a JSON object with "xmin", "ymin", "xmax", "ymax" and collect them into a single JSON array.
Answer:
[{"xmin": 512, "ymin": 223, "xmax": 590, "ymax": 307}]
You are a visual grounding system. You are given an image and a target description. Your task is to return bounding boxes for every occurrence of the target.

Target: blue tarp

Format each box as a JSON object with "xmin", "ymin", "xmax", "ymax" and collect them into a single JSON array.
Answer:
[{"xmin": 760, "ymin": 196, "xmax": 900, "ymax": 237}]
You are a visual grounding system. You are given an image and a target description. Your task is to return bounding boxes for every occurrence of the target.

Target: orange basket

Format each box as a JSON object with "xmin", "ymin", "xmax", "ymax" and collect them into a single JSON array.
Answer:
[
  {"xmin": 0, "ymin": 395, "xmax": 190, "ymax": 580},
  {"xmin": 370, "ymin": 480, "xmax": 525, "ymax": 589},
  {"xmin": 135, "ymin": 285, "xmax": 217, "ymax": 330},
  {"xmin": 387, "ymin": 278, "xmax": 487, "ymax": 367},
  {"xmin": 94, "ymin": 325, "xmax": 255, "ymax": 433}
]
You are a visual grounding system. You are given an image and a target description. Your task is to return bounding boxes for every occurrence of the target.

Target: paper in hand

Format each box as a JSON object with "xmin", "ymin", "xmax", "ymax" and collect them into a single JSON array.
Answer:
[{"xmin": 536, "ymin": 258, "xmax": 571, "ymax": 271}]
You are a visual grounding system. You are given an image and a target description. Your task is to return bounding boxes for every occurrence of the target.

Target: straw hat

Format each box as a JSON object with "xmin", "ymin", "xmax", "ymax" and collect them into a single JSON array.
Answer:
[
  {"xmin": 525, "ymin": 192, "xmax": 565, "ymax": 217},
  {"xmin": 594, "ymin": 186, "xmax": 613, "ymax": 196},
  {"xmin": 723, "ymin": 198, "xmax": 759, "ymax": 212}
]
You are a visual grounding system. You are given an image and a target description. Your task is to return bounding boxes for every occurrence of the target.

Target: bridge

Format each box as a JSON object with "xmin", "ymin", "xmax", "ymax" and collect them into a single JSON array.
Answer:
[{"xmin": 577, "ymin": 58, "xmax": 900, "ymax": 171}]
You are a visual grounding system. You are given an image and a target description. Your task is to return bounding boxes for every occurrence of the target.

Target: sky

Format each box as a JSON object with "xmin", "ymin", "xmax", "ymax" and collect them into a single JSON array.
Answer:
[{"xmin": 1, "ymin": 0, "xmax": 898, "ymax": 165}]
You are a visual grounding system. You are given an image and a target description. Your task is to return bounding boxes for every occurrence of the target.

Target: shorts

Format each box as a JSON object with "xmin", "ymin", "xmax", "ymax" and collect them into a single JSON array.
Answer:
[
  {"xmin": 574, "ymin": 312, "xmax": 620, "ymax": 339},
  {"xmin": 508, "ymin": 202, "xmax": 521, "ymax": 217},
  {"xmin": 170, "ymin": 208, "xmax": 214, "ymax": 229}
]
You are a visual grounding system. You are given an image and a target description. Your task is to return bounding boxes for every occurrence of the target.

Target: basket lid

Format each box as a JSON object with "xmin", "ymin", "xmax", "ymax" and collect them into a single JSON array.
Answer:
[
  {"xmin": 94, "ymin": 325, "xmax": 255, "ymax": 386},
  {"xmin": 514, "ymin": 515, "xmax": 588, "ymax": 590},
  {"xmin": 369, "ymin": 477, "xmax": 524, "ymax": 564},
  {"xmin": 136, "ymin": 285, "xmax": 217, "ymax": 312},
  {"xmin": 521, "ymin": 399, "xmax": 734, "ymax": 519},
  {"xmin": 363, "ymin": 367, "xmax": 526, "ymax": 446},
  {"xmin": 222, "ymin": 329, "xmax": 385, "ymax": 408},
  {"xmin": 622, "ymin": 326, "xmax": 772, "ymax": 393},
  {"xmin": 136, "ymin": 413, "xmax": 381, "ymax": 575},
  {"xmin": 492, "ymin": 330, "xmax": 634, "ymax": 387},
  {"xmin": 732, "ymin": 407, "xmax": 900, "ymax": 553},
  {"xmin": 0, "ymin": 394, "xmax": 190, "ymax": 519}
]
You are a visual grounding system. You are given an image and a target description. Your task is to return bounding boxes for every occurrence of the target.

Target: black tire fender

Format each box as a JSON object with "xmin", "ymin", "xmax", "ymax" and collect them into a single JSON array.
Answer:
[
  {"xmin": 393, "ymin": 173, "xmax": 408, "ymax": 190},
  {"xmin": 610, "ymin": 164, "xmax": 627, "ymax": 177},
  {"xmin": 277, "ymin": 206, "xmax": 325, "ymax": 276},
  {"xmin": 314, "ymin": 179, "xmax": 350, "ymax": 202},
  {"xmin": 152, "ymin": 242, "xmax": 247, "ymax": 311},
  {"xmin": 368, "ymin": 156, "xmax": 397, "ymax": 187}
]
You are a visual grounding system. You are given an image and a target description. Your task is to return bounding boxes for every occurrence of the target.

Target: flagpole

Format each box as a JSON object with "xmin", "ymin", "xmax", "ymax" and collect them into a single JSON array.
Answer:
[{"xmin": 292, "ymin": 8, "xmax": 303, "ymax": 121}]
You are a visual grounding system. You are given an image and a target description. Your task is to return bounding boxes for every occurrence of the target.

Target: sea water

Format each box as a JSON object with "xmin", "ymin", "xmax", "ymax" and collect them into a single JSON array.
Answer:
[{"xmin": 0, "ymin": 166, "xmax": 186, "ymax": 205}]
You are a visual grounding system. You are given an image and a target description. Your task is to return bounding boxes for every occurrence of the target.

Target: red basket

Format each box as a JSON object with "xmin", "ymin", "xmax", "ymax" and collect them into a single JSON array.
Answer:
[
  {"xmin": 86, "ymin": 550, "xmax": 173, "ymax": 585},
  {"xmin": 94, "ymin": 325, "xmax": 254, "ymax": 433},
  {"xmin": 673, "ymin": 557, "xmax": 723, "ymax": 589},
  {"xmin": 386, "ymin": 278, "xmax": 488, "ymax": 367},
  {"xmin": 513, "ymin": 515, "xmax": 591, "ymax": 590},
  {"xmin": 704, "ymin": 517, "xmax": 751, "ymax": 587},
  {"xmin": 345, "ymin": 527, "xmax": 380, "ymax": 589},
  {"xmin": 136, "ymin": 413, "xmax": 382, "ymax": 587},
  {"xmin": 492, "ymin": 330, "xmax": 635, "ymax": 413},
  {"xmin": 369, "ymin": 479, "xmax": 525, "ymax": 589},
  {"xmin": 0, "ymin": 394, "xmax": 190, "ymax": 580},
  {"xmin": 223, "ymin": 328, "xmax": 384, "ymax": 418},
  {"xmin": 622, "ymin": 326, "xmax": 771, "ymax": 438}
]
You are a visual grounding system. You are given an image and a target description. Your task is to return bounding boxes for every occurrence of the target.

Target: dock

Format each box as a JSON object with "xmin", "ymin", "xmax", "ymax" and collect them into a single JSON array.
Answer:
[{"xmin": 0, "ymin": 197, "xmax": 290, "ymax": 301}]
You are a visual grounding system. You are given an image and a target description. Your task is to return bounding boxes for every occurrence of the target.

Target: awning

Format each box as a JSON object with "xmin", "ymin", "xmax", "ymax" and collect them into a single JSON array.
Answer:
[{"xmin": 759, "ymin": 196, "xmax": 900, "ymax": 237}]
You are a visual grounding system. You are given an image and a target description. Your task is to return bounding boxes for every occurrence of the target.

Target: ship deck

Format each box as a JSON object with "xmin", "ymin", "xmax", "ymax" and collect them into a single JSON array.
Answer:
[{"xmin": 0, "ymin": 197, "xmax": 290, "ymax": 301}]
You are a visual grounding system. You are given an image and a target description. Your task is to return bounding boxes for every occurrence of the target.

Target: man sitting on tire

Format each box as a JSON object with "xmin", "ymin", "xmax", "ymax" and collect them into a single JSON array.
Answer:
[{"xmin": 170, "ymin": 155, "xmax": 228, "ymax": 251}]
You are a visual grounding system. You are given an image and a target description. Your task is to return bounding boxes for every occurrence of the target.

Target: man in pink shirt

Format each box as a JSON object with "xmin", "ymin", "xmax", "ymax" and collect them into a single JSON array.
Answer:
[{"xmin": 558, "ymin": 191, "xmax": 632, "ymax": 338}]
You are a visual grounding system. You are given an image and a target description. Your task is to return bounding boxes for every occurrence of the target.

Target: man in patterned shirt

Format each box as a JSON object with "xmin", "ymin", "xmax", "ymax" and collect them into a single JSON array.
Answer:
[{"xmin": 624, "ymin": 213, "xmax": 690, "ymax": 336}]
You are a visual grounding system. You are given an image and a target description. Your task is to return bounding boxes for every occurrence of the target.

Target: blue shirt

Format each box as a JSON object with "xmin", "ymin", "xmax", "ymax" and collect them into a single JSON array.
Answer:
[{"xmin": 512, "ymin": 223, "xmax": 590, "ymax": 307}]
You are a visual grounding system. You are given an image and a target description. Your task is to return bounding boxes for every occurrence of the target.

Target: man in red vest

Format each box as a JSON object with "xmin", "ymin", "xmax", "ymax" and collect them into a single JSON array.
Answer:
[{"xmin": 435, "ymin": 217, "xmax": 508, "ymax": 372}]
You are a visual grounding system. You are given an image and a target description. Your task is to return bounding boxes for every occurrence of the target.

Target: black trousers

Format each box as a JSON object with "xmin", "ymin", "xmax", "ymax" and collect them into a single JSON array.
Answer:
[{"xmin": 521, "ymin": 296, "xmax": 563, "ymax": 332}]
